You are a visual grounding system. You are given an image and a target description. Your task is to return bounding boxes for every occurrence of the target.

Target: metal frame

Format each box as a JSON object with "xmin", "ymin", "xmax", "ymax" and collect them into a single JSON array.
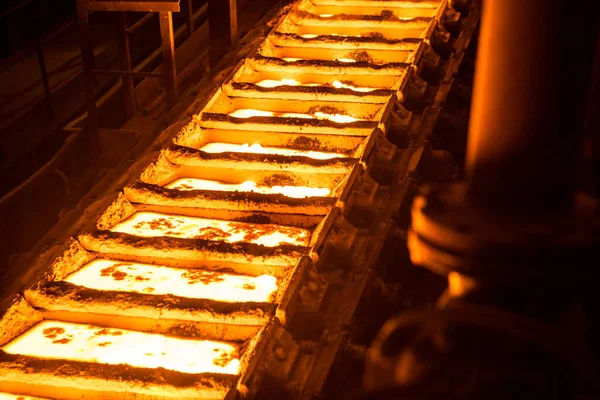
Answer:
[
  {"xmin": 208, "ymin": 0, "xmax": 239, "ymax": 67},
  {"xmin": 85, "ymin": 1, "xmax": 180, "ymax": 12},
  {"xmin": 76, "ymin": 0, "xmax": 181, "ymax": 148}
]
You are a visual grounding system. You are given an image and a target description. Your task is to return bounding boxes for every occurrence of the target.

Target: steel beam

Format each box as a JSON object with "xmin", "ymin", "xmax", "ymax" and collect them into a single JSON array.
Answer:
[
  {"xmin": 76, "ymin": 0, "xmax": 100, "ymax": 155},
  {"xmin": 126, "ymin": 12, "xmax": 155, "ymax": 34},
  {"xmin": 85, "ymin": 0, "xmax": 180, "ymax": 12},
  {"xmin": 186, "ymin": 0, "xmax": 194, "ymax": 38},
  {"xmin": 208, "ymin": 0, "xmax": 238, "ymax": 67},
  {"xmin": 159, "ymin": 11, "xmax": 178, "ymax": 104},
  {"xmin": 117, "ymin": 12, "xmax": 137, "ymax": 118}
]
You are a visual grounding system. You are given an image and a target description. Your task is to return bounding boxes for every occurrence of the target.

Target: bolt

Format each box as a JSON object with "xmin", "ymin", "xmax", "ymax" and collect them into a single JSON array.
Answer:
[
  {"xmin": 237, "ymin": 384, "xmax": 249, "ymax": 397},
  {"xmin": 274, "ymin": 345, "xmax": 287, "ymax": 362},
  {"xmin": 325, "ymin": 333, "xmax": 337, "ymax": 346}
]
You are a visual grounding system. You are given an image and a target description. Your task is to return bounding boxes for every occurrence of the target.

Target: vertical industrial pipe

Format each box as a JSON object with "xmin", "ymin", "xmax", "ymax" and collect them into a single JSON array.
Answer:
[
  {"xmin": 369, "ymin": 4, "xmax": 600, "ymax": 396},
  {"xmin": 466, "ymin": 0, "xmax": 597, "ymax": 215}
]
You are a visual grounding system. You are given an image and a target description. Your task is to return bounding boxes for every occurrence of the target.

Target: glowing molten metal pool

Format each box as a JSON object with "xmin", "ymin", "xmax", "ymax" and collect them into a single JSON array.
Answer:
[
  {"xmin": 255, "ymin": 78, "xmax": 376, "ymax": 93},
  {"xmin": 300, "ymin": 33, "xmax": 358, "ymax": 38},
  {"xmin": 228, "ymin": 109, "xmax": 360, "ymax": 123},
  {"xmin": 167, "ymin": 178, "xmax": 332, "ymax": 198},
  {"xmin": 281, "ymin": 57, "xmax": 357, "ymax": 63},
  {"xmin": 199, "ymin": 142, "xmax": 346, "ymax": 160},
  {"xmin": 0, "ymin": 394, "xmax": 47, "ymax": 400},
  {"xmin": 2, "ymin": 321, "xmax": 240, "ymax": 375},
  {"xmin": 111, "ymin": 211, "xmax": 311, "ymax": 247},
  {"xmin": 65, "ymin": 259, "xmax": 279, "ymax": 303}
]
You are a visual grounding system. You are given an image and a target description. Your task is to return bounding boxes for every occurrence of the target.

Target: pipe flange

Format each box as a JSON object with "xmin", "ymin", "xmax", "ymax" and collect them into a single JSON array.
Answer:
[{"xmin": 408, "ymin": 183, "xmax": 600, "ymax": 282}]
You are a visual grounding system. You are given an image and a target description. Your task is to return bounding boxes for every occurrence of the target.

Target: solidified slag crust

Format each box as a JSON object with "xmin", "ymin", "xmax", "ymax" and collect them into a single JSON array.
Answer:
[
  {"xmin": 166, "ymin": 178, "xmax": 332, "ymax": 198},
  {"xmin": 165, "ymin": 143, "xmax": 357, "ymax": 171},
  {"xmin": 79, "ymin": 230, "xmax": 308, "ymax": 267},
  {"xmin": 125, "ymin": 181, "xmax": 337, "ymax": 216},
  {"xmin": 201, "ymin": 112, "xmax": 376, "ymax": 127},
  {"xmin": 230, "ymin": 81, "xmax": 394, "ymax": 98},
  {"xmin": 270, "ymin": 31, "xmax": 423, "ymax": 48},
  {"xmin": 253, "ymin": 52, "xmax": 413, "ymax": 70}
]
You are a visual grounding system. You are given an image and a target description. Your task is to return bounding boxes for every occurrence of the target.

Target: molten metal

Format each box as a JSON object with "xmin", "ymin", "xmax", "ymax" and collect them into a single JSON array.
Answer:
[
  {"xmin": 64, "ymin": 259, "xmax": 279, "ymax": 303},
  {"xmin": 301, "ymin": 33, "xmax": 358, "ymax": 38},
  {"xmin": 111, "ymin": 211, "xmax": 311, "ymax": 247},
  {"xmin": 331, "ymin": 80, "xmax": 376, "ymax": 92},
  {"xmin": 228, "ymin": 109, "xmax": 360, "ymax": 123},
  {"xmin": 199, "ymin": 142, "xmax": 346, "ymax": 159},
  {"xmin": 2, "ymin": 321, "xmax": 240, "ymax": 375},
  {"xmin": 255, "ymin": 78, "xmax": 307, "ymax": 88},
  {"xmin": 167, "ymin": 178, "xmax": 332, "ymax": 198},
  {"xmin": 255, "ymin": 78, "xmax": 376, "ymax": 93},
  {"xmin": 0, "ymin": 394, "xmax": 47, "ymax": 400}
]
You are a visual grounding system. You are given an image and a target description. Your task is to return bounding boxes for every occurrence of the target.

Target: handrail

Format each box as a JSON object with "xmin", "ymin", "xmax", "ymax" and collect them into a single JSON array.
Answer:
[{"xmin": 126, "ymin": 12, "xmax": 156, "ymax": 34}]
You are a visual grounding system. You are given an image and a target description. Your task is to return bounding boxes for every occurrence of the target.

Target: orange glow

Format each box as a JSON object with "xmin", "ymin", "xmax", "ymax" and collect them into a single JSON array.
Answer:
[
  {"xmin": 256, "ymin": 78, "xmax": 306, "ymax": 88},
  {"xmin": 314, "ymin": 111, "xmax": 359, "ymax": 123},
  {"xmin": 167, "ymin": 178, "xmax": 332, "ymax": 198},
  {"xmin": 0, "ymin": 394, "xmax": 47, "ymax": 400},
  {"xmin": 279, "ymin": 57, "xmax": 358, "ymax": 63},
  {"xmin": 2, "ymin": 321, "xmax": 240, "ymax": 375},
  {"xmin": 448, "ymin": 271, "xmax": 477, "ymax": 298},
  {"xmin": 331, "ymin": 80, "xmax": 376, "ymax": 92},
  {"xmin": 300, "ymin": 33, "xmax": 360, "ymax": 38},
  {"xmin": 256, "ymin": 78, "xmax": 376, "ymax": 93},
  {"xmin": 65, "ymin": 259, "xmax": 279, "ymax": 303},
  {"xmin": 228, "ymin": 108, "xmax": 360, "ymax": 123},
  {"xmin": 110, "ymin": 211, "xmax": 311, "ymax": 247},
  {"xmin": 228, "ymin": 109, "xmax": 273, "ymax": 118},
  {"xmin": 199, "ymin": 142, "xmax": 346, "ymax": 159},
  {"xmin": 319, "ymin": 13, "xmax": 334, "ymax": 17}
]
